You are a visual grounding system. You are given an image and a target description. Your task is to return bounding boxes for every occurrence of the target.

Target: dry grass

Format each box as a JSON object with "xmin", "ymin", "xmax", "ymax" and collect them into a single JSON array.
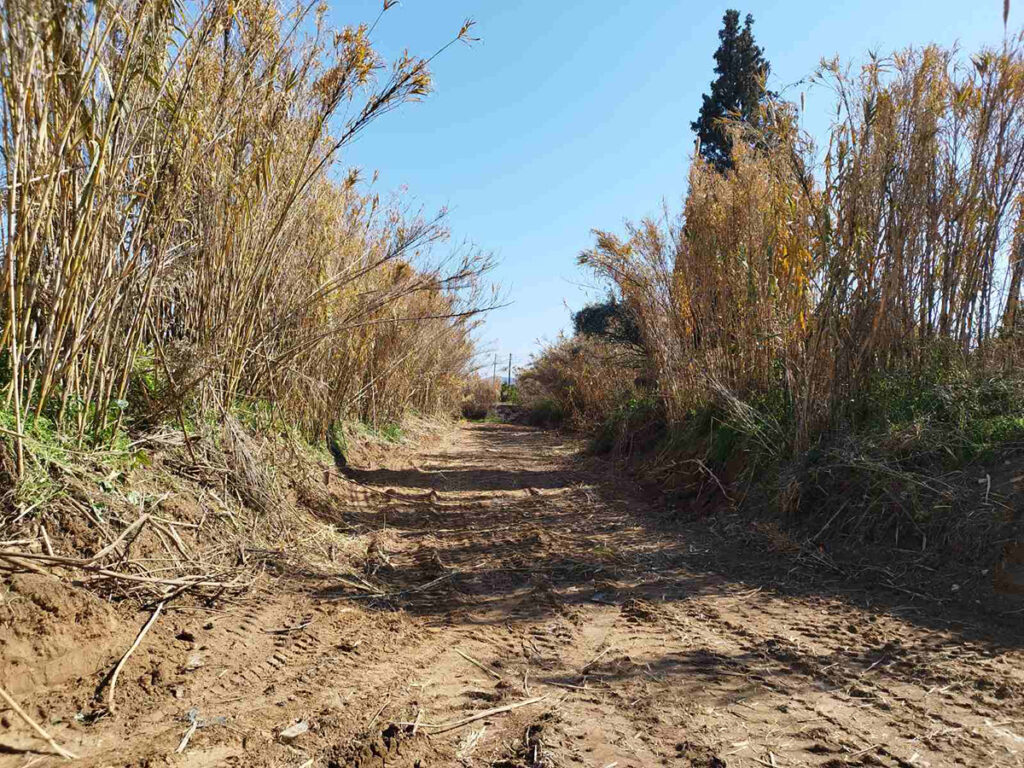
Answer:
[
  {"xmin": 461, "ymin": 375, "xmax": 500, "ymax": 419},
  {"xmin": 0, "ymin": 415, "xmax": 411, "ymax": 602},
  {"xmin": 0, "ymin": 0, "xmax": 492, "ymax": 478},
  {"xmin": 519, "ymin": 335, "xmax": 647, "ymax": 431},
  {"xmin": 580, "ymin": 37, "xmax": 1024, "ymax": 451}
]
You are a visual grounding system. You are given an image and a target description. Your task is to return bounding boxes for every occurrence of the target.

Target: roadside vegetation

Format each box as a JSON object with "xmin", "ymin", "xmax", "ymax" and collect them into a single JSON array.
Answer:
[
  {"xmin": 0, "ymin": 0, "xmax": 493, "ymax": 444},
  {"xmin": 0, "ymin": 0, "xmax": 494, "ymax": 583},
  {"xmin": 461, "ymin": 375, "xmax": 501, "ymax": 419},
  {"xmin": 522, "ymin": 13, "xmax": 1024, "ymax": 567}
]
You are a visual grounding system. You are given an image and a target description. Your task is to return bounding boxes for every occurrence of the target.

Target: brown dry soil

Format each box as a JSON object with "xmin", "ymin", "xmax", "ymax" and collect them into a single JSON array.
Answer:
[{"xmin": 4, "ymin": 423, "xmax": 1024, "ymax": 768}]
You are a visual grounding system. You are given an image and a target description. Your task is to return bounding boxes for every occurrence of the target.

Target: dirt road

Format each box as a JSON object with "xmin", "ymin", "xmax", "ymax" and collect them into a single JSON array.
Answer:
[{"xmin": 7, "ymin": 423, "xmax": 1024, "ymax": 767}]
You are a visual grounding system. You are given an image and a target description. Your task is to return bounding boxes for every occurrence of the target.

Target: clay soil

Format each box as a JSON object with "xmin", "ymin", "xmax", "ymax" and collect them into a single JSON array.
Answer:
[{"xmin": 3, "ymin": 423, "xmax": 1024, "ymax": 767}]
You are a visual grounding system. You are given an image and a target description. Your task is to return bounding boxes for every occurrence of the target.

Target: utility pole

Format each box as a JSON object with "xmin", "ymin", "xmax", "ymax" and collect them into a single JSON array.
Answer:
[
  {"xmin": 507, "ymin": 353, "xmax": 512, "ymax": 387},
  {"xmin": 493, "ymin": 354, "xmax": 497, "ymax": 388}
]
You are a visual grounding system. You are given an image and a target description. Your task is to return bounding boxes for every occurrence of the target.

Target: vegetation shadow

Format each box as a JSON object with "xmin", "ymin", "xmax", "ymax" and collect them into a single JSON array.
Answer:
[{"xmin": 307, "ymin": 424, "xmax": 1024, "ymax": 655}]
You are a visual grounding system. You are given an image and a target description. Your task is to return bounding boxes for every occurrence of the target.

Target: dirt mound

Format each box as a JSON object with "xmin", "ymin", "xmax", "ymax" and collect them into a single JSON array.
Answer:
[
  {"xmin": 488, "ymin": 403, "xmax": 527, "ymax": 424},
  {"xmin": 0, "ymin": 574, "xmax": 123, "ymax": 696}
]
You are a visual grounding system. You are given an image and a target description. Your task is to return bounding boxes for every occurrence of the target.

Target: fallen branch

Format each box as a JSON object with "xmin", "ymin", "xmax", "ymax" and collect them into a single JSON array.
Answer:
[
  {"xmin": 367, "ymin": 696, "xmax": 391, "ymax": 730},
  {"xmin": 846, "ymin": 743, "xmax": 883, "ymax": 759},
  {"xmin": 91, "ymin": 514, "xmax": 151, "ymax": 563},
  {"xmin": 427, "ymin": 696, "xmax": 547, "ymax": 735},
  {"xmin": 263, "ymin": 619, "xmax": 315, "ymax": 634},
  {"xmin": 454, "ymin": 648, "xmax": 502, "ymax": 680},
  {"xmin": 0, "ymin": 685, "xmax": 78, "ymax": 760},
  {"xmin": 547, "ymin": 681, "xmax": 597, "ymax": 692},
  {"xmin": 0, "ymin": 550, "xmax": 242, "ymax": 589},
  {"xmin": 176, "ymin": 719, "xmax": 198, "ymax": 753},
  {"xmin": 344, "ymin": 572, "xmax": 453, "ymax": 601},
  {"xmin": 107, "ymin": 601, "xmax": 165, "ymax": 712},
  {"xmin": 334, "ymin": 576, "xmax": 382, "ymax": 594},
  {"xmin": 683, "ymin": 458, "xmax": 733, "ymax": 502},
  {"xmin": 582, "ymin": 646, "xmax": 614, "ymax": 672},
  {"xmin": 0, "ymin": 553, "xmax": 55, "ymax": 578}
]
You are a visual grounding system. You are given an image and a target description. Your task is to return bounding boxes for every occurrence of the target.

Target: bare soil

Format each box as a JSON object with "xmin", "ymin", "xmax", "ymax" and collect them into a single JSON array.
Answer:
[{"xmin": 3, "ymin": 423, "xmax": 1024, "ymax": 767}]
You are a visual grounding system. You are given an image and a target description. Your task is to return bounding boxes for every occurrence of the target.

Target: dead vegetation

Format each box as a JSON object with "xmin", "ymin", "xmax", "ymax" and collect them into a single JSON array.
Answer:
[
  {"xmin": 0, "ymin": 0, "xmax": 493, "ymax": 468},
  {"xmin": 581, "ymin": 38, "xmax": 1024, "ymax": 441},
  {"xmin": 0, "ymin": 0, "xmax": 496, "ymax": 633},
  {"xmin": 524, "ymin": 34, "xmax": 1024, "ymax": 571},
  {"xmin": 462, "ymin": 375, "xmax": 502, "ymax": 420}
]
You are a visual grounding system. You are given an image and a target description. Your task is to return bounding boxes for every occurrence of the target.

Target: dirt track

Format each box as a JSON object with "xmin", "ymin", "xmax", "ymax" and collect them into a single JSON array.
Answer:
[{"xmin": 5, "ymin": 423, "xmax": 1024, "ymax": 767}]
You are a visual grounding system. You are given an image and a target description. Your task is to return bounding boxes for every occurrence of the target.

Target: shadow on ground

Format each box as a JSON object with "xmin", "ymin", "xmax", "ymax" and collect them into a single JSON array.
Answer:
[{"xmin": 294, "ymin": 423, "xmax": 1024, "ymax": 656}]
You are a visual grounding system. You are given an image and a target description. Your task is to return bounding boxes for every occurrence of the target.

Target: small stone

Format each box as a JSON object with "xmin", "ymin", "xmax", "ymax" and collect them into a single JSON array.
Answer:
[{"xmin": 279, "ymin": 720, "xmax": 309, "ymax": 743}]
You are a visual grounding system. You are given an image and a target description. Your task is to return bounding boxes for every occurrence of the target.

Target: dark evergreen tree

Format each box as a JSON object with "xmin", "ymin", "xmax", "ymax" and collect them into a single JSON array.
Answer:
[
  {"xmin": 691, "ymin": 10, "xmax": 772, "ymax": 172},
  {"xmin": 572, "ymin": 298, "xmax": 644, "ymax": 349}
]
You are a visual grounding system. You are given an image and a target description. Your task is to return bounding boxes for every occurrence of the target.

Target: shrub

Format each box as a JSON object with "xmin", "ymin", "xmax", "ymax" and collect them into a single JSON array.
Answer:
[
  {"xmin": 525, "ymin": 398, "xmax": 567, "ymax": 428},
  {"xmin": 462, "ymin": 376, "xmax": 500, "ymax": 420},
  {"xmin": 500, "ymin": 383, "xmax": 521, "ymax": 404},
  {"xmin": 592, "ymin": 395, "xmax": 664, "ymax": 455},
  {"xmin": 518, "ymin": 336, "xmax": 647, "ymax": 431}
]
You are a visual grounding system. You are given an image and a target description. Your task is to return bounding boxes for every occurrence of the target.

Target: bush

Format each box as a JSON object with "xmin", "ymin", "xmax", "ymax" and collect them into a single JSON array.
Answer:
[
  {"xmin": 592, "ymin": 395, "xmax": 664, "ymax": 455},
  {"xmin": 525, "ymin": 398, "xmax": 567, "ymax": 428},
  {"xmin": 518, "ymin": 336, "xmax": 648, "ymax": 430},
  {"xmin": 500, "ymin": 383, "xmax": 521, "ymax": 404},
  {"xmin": 462, "ymin": 377, "xmax": 500, "ymax": 420}
]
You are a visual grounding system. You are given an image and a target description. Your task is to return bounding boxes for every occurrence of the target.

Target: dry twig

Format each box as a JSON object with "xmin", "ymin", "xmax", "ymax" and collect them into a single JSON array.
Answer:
[
  {"xmin": 107, "ymin": 601, "xmax": 165, "ymax": 711},
  {"xmin": 0, "ymin": 685, "xmax": 78, "ymax": 760},
  {"xmin": 427, "ymin": 696, "xmax": 547, "ymax": 735},
  {"xmin": 454, "ymin": 648, "xmax": 502, "ymax": 680}
]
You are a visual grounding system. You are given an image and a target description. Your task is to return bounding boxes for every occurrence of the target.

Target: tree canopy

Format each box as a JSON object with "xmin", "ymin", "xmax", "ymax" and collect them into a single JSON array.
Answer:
[
  {"xmin": 572, "ymin": 298, "xmax": 644, "ymax": 349},
  {"xmin": 691, "ymin": 10, "xmax": 772, "ymax": 172}
]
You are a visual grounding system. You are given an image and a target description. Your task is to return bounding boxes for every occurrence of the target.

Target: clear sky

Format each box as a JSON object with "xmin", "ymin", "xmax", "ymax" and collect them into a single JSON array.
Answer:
[{"xmin": 336, "ymin": 0, "xmax": 1014, "ymax": 373}]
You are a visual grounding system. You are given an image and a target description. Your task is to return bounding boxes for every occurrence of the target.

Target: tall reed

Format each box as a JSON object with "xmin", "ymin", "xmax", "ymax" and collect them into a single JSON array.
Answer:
[
  {"xmin": 0, "ymin": 0, "xmax": 490, "ymax": 471},
  {"xmin": 580, "ymin": 37, "xmax": 1024, "ymax": 450}
]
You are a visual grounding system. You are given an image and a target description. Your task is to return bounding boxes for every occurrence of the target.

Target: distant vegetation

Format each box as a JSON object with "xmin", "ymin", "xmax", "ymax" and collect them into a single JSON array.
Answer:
[
  {"xmin": 0, "ymin": 0, "xmax": 492, "ymax": 482},
  {"xmin": 521, "ymin": 15, "xmax": 1024, "ymax": 563},
  {"xmin": 459, "ymin": 377, "xmax": 521, "ymax": 420},
  {"xmin": 500, "ymin": 382, "xmax": 520, "ymax": 404},
  {"xmin": 572, "ymin": 297, "xmax": 645, "ymax": 350},
  {"xmin": 462, "ymin": 376, "xmax": 500, "ymax": 420}
]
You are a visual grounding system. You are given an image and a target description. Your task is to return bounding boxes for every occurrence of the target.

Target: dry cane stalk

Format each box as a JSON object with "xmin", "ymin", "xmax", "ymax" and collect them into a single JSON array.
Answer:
[
  {"xmin": 107, "ymin": 600, "xmax": 165, "ymax": 712},
  {"xmin": 0, "ymin": 685, "xmax": 78, "ymax": 760}
]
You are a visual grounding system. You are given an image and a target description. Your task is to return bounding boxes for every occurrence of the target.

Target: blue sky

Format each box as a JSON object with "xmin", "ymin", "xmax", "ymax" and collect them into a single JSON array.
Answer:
[{"xmin": 336, "ymin": 0, "xmax": 1013, "ymax": 373}]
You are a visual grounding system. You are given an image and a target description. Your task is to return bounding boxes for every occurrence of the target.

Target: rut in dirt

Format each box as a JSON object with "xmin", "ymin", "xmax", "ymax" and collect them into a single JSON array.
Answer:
[
  {"xmin": 310, "ymin": 422, "xmax": 1024, "ymax": 768},
  {"xmin": 7, "ymin": 422, "xmax": 1024, "ymax": 768}
]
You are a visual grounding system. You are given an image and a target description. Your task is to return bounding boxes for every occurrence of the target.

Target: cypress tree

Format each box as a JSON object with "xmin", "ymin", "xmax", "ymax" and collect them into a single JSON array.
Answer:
[{"xmin": 691, "ymin": 10, "xmax": 772, "ymax": 172}]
